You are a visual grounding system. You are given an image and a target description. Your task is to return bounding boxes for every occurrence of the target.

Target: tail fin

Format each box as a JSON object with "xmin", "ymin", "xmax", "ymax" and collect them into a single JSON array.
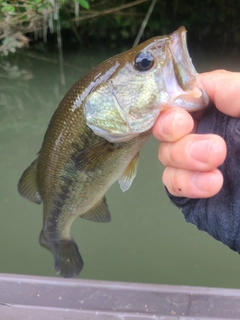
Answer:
[{"xmin": 40, "ymin": 231, "xmax": 84, "ymax": 278}]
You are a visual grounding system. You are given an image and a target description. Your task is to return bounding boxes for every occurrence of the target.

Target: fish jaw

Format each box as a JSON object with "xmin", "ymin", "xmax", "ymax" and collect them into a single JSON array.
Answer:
[
  {"xmin": 165, "ymin": 26, "xmax": 209, "ymax": 111},
  {"xmin": 84, "ymin": 27, "xmax": 209, "ymax": 143}
]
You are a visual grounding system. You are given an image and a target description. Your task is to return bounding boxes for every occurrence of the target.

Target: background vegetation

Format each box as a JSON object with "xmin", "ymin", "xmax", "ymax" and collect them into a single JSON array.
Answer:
[{"xmin": 0, "ymin": 0, "xmax": 240, "ymax": 56}]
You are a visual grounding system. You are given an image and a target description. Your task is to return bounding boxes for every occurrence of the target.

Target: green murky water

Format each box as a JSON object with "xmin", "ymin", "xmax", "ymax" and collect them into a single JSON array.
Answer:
[{"xmin": 1, "ymin": 46, "xmax": 240, "ymax": 288}]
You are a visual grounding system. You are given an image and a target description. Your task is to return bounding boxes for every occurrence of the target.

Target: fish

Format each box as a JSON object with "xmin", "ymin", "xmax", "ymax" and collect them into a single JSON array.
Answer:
[{"xmin": 18, "ymin": 26, "xmax": 209, "ymax": 278}]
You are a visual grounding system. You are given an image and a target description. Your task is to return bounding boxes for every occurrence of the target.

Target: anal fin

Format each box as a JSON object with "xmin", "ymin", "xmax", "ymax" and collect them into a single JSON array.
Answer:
[
  {"xmin": 80, "ymin": 196, "xmax": 111, "ymax": 222},
  {"xmin": 18, "ymin": 158, "xmax": 42, "ymax": 204}
]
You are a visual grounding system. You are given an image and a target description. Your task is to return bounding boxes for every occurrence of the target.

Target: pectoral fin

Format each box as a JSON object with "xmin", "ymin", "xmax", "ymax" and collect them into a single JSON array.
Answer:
[
  {"xmin": 80, "ymin": 197, "xmax": 111, "ymax": 222},
  {"xmin": 119, "ymin": 152, "xmax": 139, "ymax": 192},
  {"xmin": 74, "ymin": 140, "xmax": 121, "ymax": 171},
  {"xmin": 18, "ymin": 158, "xmax": 42, "ymax": 204}
]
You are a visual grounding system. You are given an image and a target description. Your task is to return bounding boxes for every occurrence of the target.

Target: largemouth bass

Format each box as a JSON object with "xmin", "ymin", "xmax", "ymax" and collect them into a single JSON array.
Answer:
[{"xmin": 18, "ymin": 27, "xmax": 209, "ymax": 278}]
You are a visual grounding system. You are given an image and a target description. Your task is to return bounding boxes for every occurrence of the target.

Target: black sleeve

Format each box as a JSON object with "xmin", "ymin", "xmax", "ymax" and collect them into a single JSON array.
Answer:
[{"xmin": 165, "ymin": 106, "xmax": 240, "ymax": 253}]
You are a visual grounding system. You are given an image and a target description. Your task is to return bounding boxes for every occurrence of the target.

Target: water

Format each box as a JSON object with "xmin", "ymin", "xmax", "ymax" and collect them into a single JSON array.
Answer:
[{"xmin": 1, "ymin": 46, "xmax": 240, "ymax": 288}]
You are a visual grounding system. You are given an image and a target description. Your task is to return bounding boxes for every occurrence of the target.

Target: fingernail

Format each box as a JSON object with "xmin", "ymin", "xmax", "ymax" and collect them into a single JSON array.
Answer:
[
  {"xmin": 192, "ymin": 172, "xmax": 213, "ymax": 191},
  {"xmin": 188, "ymin": 139, "xmax": 212, "ymax": 163}
]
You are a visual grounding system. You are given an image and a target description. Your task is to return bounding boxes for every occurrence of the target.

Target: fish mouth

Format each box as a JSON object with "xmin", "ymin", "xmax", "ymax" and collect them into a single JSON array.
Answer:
[
  {"xmin": 168, "ymin": 26, "xmax": 209, "ymax": 110},
  {"xmin": 169, "ymin": 26, "xmax": 196, "ymax": 86}
]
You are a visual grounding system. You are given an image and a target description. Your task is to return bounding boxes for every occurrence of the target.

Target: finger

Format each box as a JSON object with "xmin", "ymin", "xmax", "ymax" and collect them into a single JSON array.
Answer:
[
  {"xmin": 152, "ymin": 107, "xmax": 194, "ymax": 142},
  {"xmin": 199, "ymin": 70, "xmax": 240, "ymax": 117},
  {"xmin": 163, "ymin": 167, "xmax": 223, "ymax": 198},
  {"xmin": 159, "ymin": 134, "xmax": 226, "ymax": 171}
]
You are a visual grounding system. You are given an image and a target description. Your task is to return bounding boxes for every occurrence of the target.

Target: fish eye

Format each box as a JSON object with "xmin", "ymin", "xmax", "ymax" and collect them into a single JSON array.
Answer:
[{"xmin": 134, "ymin": 52, "xmax": 155, "ymax": 71}]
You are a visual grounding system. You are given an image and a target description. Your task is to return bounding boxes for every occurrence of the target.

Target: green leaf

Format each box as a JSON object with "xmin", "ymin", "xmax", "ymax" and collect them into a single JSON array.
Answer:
[
  {"xmin": 2, "ymin": 5, "xmax": 15, "ymax": 13},
  {"xmin": 78, "ymin": 0, "xmax": 90, "ymax": 10},
  {"xmin": 37, "ymin": 5, "xmax": 44, "ymax": 12},
  {"xmin": 114, "ymin": 15, "xmax": 122, "ymax": 27}
]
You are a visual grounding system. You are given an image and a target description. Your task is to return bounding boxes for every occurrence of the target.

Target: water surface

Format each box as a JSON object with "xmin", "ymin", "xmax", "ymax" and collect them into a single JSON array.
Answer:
[{"xmin": 1, "ymin": 46, "xmax": 240, "ymax": 288}]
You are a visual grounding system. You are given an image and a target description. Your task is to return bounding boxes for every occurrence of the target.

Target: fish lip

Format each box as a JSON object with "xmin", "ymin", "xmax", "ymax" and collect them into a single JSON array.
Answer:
[{"xmin": 178, "ymin": 27, "xmax": 196, "ymax": 74}]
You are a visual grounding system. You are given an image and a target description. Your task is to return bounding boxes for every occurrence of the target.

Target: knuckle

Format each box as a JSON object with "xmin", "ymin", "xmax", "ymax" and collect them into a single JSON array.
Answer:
[
  {"xmin": 163, "ymin": 167, "xmax": 185, "ymax": 196},
  {"xmin": 168, "ymin": 143, "xmax": 182, "ymax": 166},
  {"xmin": 158, "ymin": 143, "xmax": 169, "ymax": 166},
  {"xmin": 159, "ymin": 142, "xmax": 183, "ymax": 168},
  {"xmin": 170, "ymin": 171, "xmax": 185, "ymax": 195}
]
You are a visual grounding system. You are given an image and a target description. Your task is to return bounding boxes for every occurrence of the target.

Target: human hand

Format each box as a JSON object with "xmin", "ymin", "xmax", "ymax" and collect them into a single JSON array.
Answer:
[{"xmin": 152, "ymin": 70, "xmax": 240, "ymax": 198}]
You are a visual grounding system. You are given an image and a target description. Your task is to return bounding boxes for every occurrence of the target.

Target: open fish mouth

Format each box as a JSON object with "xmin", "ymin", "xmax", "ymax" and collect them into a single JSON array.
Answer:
[{"xmin": 167, "ymin": 26, "xmax": 209, "ymax": 110}]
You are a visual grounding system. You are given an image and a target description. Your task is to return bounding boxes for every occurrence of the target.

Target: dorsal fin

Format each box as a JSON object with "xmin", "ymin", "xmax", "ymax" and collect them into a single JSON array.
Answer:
[
  {"xmin": 18, "ymin": 158, "xmax": 42, "ymax": 204},
  {"xmin": 118, "ymin": 152, "xmax": 139, "ymax": 192},
  {"xmin": 80, "ymin": 197, "xmax": 111, "ymax": 222}
]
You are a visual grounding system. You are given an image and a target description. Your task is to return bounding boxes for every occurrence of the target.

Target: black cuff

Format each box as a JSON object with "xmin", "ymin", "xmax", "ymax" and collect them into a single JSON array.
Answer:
[{"xmin": 164, "ymin": 107, "xmax": 240, "ymax": 253}]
